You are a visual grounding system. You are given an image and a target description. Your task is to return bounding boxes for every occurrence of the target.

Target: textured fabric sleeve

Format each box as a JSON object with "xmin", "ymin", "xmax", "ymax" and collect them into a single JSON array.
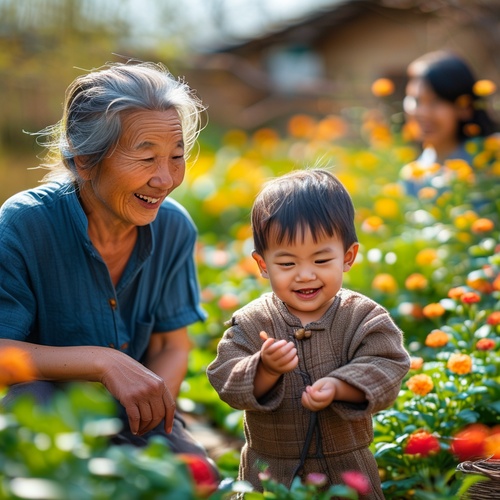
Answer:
[
  {"xmin": 207, "ymin": 320, "xmax": 285, "ymax": 412},
  {"xmin": 328, "ymin": 301, "xmax": 410, "ymax": 420}
]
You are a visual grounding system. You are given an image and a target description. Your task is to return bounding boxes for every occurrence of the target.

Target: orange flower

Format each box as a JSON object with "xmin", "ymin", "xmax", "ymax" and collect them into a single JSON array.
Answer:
[
  {"xmin": 422, "ymin": 303, "xmax": 446, "ymax": 319},
  {"xmin": 461, "ymin": 292, "xmax": 481, "ymax": 304},
  {"xmin": 0, "ymin": 347, "xmax": 36, "ymax": 387},
  {"xmin": 405, "ymin": 273, "xmax": 428, "ymax": 291},
  {"xmin": 217, "ymin": 293, "xmax": 240, "ymax": 310},
  {"xmin": 361, "ymin": 215, "xmax": 384, "ymax": 233},
  {"xmin": 471, "ymin": 218, "xmax": 494, "ymax": 233},
  {"xmin": 485, "ymin": 433, "xmax": 500, "ymax": 459},
  {"xmin": 371, "ymin": 78, "xmax": 395, "ymax": 97},
  {"xmin": 425, "ymin": 329, "xmax": 449, "ymax": 347},
  {"xmin": 406, "ymin": 374, "xmax": 434, "ymax": 396},
  {"xmin": 451, "ymin": 424, "xmax": 490, "ymax": 461},
  {"xmin": 476, "ymin": 338, "xmax": 496, "ymax": 351},
  {"xmin": 448, "ymin": 287, "xmax": 466, "ymax": 299},
  {"xmin": 404, "ymin": 430, "xmax": 440, "ymax": 456},
  {"xmin": 487, "ymin": 311, "xmax": 500, "ymax": 326},
  {"xmin": 494, "ymin": 274, "xmax": 500, "ymax": 291},
  {"xmin": 466, "ymin": 277, "xmax": 493, "ymax": 294},
  {"xmin": 287, "ymin": 114, "xmax": 317, "ymax": 139},
  {"xmin": 315, "ymin": 115, "xmax": 348, "ymax": 141},
  {"xmin": 418, "ymin": 187, "xmax": 438, "ymax": 200},
  {"xmin": 473, "ymin": 79, "xmax": 497, "ymax": 96},
  {"xmin": 410, "ymin": 357, "xmax": 424, "ymax": 370},
  {"xmin": 372, "ymin": 273, "xmax": 398, "ymax": 294},
  {"xmin": 447, "ymin": 353, "xmax": 472, "ymax": 375}
]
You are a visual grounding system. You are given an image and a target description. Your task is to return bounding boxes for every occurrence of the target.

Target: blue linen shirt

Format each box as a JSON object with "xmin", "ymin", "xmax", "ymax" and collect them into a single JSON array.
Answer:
[{"xmin": 0, "ymin": 181, "xmax": 206, "ymax": 362}]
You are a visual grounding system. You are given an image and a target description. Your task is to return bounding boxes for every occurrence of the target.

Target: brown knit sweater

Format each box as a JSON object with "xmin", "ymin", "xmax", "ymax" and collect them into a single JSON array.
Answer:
[{"xmin": 207, "ymin": 289, "xmax": 410, "ymax": 499}]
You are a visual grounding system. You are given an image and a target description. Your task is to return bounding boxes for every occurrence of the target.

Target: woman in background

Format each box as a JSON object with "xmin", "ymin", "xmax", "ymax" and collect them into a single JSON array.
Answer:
[{"xmin": 401, "ymin": 50, "xmax": 497, "ymax": 195}]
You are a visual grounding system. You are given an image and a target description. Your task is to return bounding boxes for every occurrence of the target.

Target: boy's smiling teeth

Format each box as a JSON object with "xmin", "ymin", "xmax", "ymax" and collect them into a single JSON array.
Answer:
[
  {"xmin": 297, "ymin": 289, "xmax": 317, "ymax": 295},
  {"xmin": 135, "ymin": 193, "xmax": 160, "ymax": 204}
]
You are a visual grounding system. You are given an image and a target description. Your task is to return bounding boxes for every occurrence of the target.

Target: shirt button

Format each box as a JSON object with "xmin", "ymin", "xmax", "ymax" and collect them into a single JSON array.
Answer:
[
  {"xmin": 109, "ymin": 298, "xmax": 117, "ymax": 309},
  {"xmin": 120, "ymin": 342, "xmax": 129, "ymax": 350},
  {"xmin": 108, "ymin": 343, "xmax": 115, "ymax": 348}
]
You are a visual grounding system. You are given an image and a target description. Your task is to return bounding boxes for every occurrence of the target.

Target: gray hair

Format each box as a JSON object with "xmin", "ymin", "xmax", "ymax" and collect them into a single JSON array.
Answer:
[{"xmin": 35, "ymin": 61, "xmax": 206, "ymax": 182}]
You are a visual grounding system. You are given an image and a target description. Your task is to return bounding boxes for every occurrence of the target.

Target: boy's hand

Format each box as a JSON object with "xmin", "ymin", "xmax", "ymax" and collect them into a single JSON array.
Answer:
[
  {"xmin": 301, "ymin": 377, "xmax": 336, "ymax": 411},
  {"xmin": 259, "ymin": 330, "xmax": 298, "ymax": 376}
]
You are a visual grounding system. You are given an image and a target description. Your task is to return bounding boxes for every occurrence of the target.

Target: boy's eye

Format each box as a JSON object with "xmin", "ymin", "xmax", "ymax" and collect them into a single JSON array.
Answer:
[
  {"xmin": 278, "ymin": 262, "xmax": 294, "ymax": 267},
  {"xmin": 315, "ymin": 259, "xmax": 331, "ymax": 264}
]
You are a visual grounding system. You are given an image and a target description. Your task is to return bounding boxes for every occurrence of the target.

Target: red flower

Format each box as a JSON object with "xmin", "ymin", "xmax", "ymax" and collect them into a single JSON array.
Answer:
[
  {"xmin": 404, "ymin": 430, "xmax": 440, "ymax": 456},
  {"xmin": 476, "ymin": 338, "xmax": 496, "ymax": 351},
  {"xmin": 177, "ymin": 454, "xmax": 219, "ymax": 498},
  {"xmin": 487, "ymin": 311, "xmax": 500, "ymax": 326},
  {"xmin": 341, "ymin": 470, "xmax": 371, "ymax": 496},
  {"xmin": 461, "ymin": 292, "xmax": 481, "ymax": 304},
  {"xmin": 451, "ymin": 424, "xmax": 489, "ymax": 461}
]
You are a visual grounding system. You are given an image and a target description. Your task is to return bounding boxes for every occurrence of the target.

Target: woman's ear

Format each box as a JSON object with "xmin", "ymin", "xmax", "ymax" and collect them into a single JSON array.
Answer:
[
  {"xmin": 252, "ymin": 251, "xmax": 269, "ymax": 279},
  {"xmin": 343, "ymin": 242, "xmax": 359, "ymax": 272},
  {"xmin": 73, "ymin": 155, "xmax": 92, "ymax": 181}
]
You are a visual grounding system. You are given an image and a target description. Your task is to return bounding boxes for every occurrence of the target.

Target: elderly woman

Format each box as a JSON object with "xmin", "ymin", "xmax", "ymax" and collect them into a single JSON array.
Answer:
[{"xmin": 0, "ymin": 62, "xmax": 209, "ymax": 456}]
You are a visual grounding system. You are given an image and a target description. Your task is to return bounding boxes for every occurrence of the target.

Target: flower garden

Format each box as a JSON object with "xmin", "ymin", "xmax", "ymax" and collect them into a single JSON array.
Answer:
[{"xmin": 1, "ymin": 102, "xmax": 499, "ymax": 498}]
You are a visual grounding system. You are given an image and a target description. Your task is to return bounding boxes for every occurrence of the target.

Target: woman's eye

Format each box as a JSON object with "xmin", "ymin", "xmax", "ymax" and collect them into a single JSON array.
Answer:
[{"xmin": 142, "ymin": 157, "xmax": 155, "ymax": 163}]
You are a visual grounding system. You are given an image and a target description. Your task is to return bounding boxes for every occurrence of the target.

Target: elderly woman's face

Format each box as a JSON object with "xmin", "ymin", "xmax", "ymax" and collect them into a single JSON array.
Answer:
[{"xmin": 82, "ymin": 108, "xmax": 185, "ymax": 227}]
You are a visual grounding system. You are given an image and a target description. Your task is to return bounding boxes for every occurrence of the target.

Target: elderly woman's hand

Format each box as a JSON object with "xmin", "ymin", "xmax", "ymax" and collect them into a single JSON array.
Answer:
[{"xmin": 99, "ymin": 349, "xmax": 176, "ymax": 435}]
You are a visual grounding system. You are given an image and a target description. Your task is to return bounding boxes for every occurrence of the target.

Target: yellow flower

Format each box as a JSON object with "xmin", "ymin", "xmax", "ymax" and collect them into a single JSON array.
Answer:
[
  {"xmin": 447, "ymin": 353, "xmax": 472, "ymax": 375},
  {"xmin": 422, "ymin": 303, "xmax": 446, "ymax": 319},
  {"xmin": 406, "ymin": 374, "xmax": 434, "ymax": 396},
  {"xmin": 374, "ymin": 198, "xmax": 399, "ymax": 219},
  {"xmin": 372, "ymin": 274, "xmax": 398, "ymax": 294},
  {"xmin": 425, "ymin": 329, "xmax": 449, "ymax": 347},
  {"xmin": 416, "ymin": 248, "xmax": 439, "ymax": 267},
  {"xmin": 473, "ymin": 79, "xmax": 497, "ymax": 96},
  {"xmin": 472, "ymin": 150, "xmax": 492, "ymax": 169},
  {"xmin": 371, "ymin": 78, "xmax": 395, "ymax": 97},
  {"xmin": 381, "ymin": 183, "xmax": 404, "ymax": 198},
  {"xmin": 222, "ymin": 129, "xmax": 248, "ymax": 147}
]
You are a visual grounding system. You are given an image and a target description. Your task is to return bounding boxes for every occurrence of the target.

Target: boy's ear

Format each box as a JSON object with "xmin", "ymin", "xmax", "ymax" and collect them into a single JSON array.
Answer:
[
  {"xmin": 252, "ymin": 251, "xmax": 269, "ymax": 279},
  {"xmin": 343, "ymin": 242, "xmax": 359, "ymax": 272}
]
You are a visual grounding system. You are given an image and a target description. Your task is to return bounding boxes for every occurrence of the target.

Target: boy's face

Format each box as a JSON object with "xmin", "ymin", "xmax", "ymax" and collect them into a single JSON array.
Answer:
[{"xmin": 252, "ymin": 227, "xmax": 358, "ymax": 325}]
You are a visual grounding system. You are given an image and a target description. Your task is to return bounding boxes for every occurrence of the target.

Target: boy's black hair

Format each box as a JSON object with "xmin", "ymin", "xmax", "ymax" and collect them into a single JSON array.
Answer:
[{"xmin": 251, "ymin": 168, "xmax": 358, "ymax": 255}]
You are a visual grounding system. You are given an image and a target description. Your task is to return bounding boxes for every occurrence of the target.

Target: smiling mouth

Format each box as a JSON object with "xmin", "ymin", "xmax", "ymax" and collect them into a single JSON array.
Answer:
[
  {"xmin": 295, "ymin": 288, "xmax": 319, "ymax": 296},
  {"xmin": 135, "ymin": 193, "xmax": 161, "ymax": 204}
]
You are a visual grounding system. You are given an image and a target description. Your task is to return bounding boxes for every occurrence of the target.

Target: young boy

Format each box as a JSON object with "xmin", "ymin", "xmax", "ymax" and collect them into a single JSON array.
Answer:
[{"xmin": 207, "ymin": 169, "xmax": 410, "ymax": 499}]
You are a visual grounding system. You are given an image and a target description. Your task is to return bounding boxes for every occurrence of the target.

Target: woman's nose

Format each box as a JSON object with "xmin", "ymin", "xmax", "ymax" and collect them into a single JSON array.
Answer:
[{"xmin": 148, "ymin": 159, "xmax": 174, "ymax": 189}]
